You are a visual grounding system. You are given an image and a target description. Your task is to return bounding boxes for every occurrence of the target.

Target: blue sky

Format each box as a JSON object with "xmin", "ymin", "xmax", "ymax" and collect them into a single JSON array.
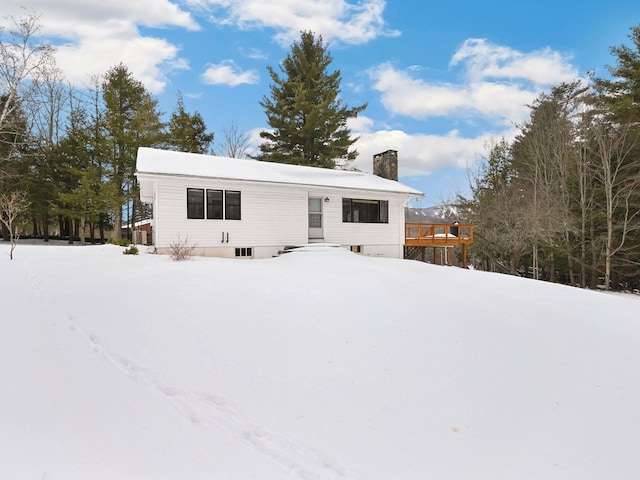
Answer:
[{"xmin": 5, "ymin": 0, "xmax": 640, "ymax": 205}]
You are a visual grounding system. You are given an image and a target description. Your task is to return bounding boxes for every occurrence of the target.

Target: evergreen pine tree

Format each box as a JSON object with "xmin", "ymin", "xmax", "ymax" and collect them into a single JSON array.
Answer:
[
  {"xmin": 102, "ymin": 63, "xmax": 164, "ymax": 240},
  {"xmin": 595, "ymin": 25, "xmax": 640, "ymax": 123},
  {"xmin": 166, "ymin": 92, "xmax": 214, "ymax": 154},
  {"xmin": 257, "ymin": 31, "xmax": 366, "ymax": 169}
]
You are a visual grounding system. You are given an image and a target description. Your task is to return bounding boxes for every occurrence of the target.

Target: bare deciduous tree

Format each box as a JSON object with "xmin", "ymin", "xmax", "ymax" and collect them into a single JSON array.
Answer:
[
  {"xmin": 0, "ymin": 11, "xmax": 56, "ymax": 184},
  {"xmin": 218, "ymin": 122, "xmax": 251, "ymax": 159},
  {"xmin": 464, "ymin": 138, "xmax": 534, "ymax": 274},
  {"xmin": 0, "ymin": 190, "xmax": 30, "ymax": 259},
  {"xmin": 511, "ymin": 82, "xmax": 587, "ymax": 281},
  {"xmin": 590, "ymin": 121, "xmax": 640, "ymax": 290}
]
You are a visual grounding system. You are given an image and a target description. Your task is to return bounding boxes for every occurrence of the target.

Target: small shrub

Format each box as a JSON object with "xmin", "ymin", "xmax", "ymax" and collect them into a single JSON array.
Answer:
[
  {"xmin": 109, "ymin": 238, "xmax": 132, "ymax": 247},
  {"xmin": 168, "ymin": 236, "xmax": 196, "ymax": 261},
  {"xmin": 123, "ymin": 245, "xmax": 139, "ymax": 255}
]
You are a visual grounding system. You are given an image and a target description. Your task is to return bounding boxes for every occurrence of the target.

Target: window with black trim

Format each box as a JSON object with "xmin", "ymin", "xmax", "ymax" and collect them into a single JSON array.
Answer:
[
  {"xmin": 187, "ymin": 188, "xmax": 204, "ymax": 219},
  {"xmin": 225, "ymin": 191, "xmax": 241, "ymax": 220},
  {"xmin": 187, "ymin": 188, "xmax": 241, "ymax": 220},
  {"xmin": 342, "ymin": 198, "xmax": 388, "ymax": 223},
  {"xmin": 207, "ymin": 189, "xmax": 223, "ymax": 219},
  {"xmin": 235, "ymin": 247, "xmax": 253, "ymax": 257}
]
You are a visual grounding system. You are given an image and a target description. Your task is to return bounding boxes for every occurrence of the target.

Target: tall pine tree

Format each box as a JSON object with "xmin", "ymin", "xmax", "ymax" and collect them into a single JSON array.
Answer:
[
  {"xmin": 102, "ymin": 63, "xmax": 164, "ymax": 240},
  {"xmin": 166, "ymin": 92, "xmax": 213, "ymax": 154},
  {"xmin": 595, "ymin": 25, "xmax": 640, "ymax": 123},
  {"xmin": 257, "ymin": 31, "xmax": 365, "ymax": 169}
]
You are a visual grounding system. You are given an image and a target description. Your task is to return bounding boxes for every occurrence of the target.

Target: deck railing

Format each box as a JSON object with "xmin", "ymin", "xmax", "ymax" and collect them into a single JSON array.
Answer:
[{"xmin": 404, "ymin": 223, "xmax": 474, "ymax": 247}]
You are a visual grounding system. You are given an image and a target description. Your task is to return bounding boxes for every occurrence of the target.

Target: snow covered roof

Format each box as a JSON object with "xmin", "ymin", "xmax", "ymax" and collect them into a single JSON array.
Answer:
[
  {"xmin": 122, "ymin": 219, "xmax": 153, "ymax": 229},
  {"xmin": 135, "ymin": 147, "xmax": 423, "ymax": 196}
]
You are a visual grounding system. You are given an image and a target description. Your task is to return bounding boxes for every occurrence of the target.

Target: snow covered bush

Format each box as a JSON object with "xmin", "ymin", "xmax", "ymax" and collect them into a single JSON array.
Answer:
[{"xmin": 168, "ymin": 236, "xmax": 196, "ymax": 261}]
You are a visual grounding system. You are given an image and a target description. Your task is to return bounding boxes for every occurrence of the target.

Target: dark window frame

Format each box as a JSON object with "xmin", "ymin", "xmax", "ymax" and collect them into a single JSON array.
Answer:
[
  {"xmin": 225, "ymin": 190, "xmax": 241, "ymax": 220},
  {"xmin": 187, "ymin": 188, "xmax": 241, "ymax": 220},
  {"xmin": 187, "ymin": 188, "xmax": 205, "ymax": 219},
  {"xmin": 206, "ymin": 189, "xmax": 223, "ymax": 219},
  {"xmin": 342, "ymin": 198, "xmax": 389, "ymax": 223},
  {"xmin": 235, "ymin": 247, "xmax": 253, "ymax": 257}
]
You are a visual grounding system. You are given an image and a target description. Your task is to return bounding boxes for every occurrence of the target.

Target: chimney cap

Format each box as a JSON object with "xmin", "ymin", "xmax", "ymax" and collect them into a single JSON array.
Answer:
[{"xmin": 374, "ymin": 149, "xmax": 398, "ymax": 156}]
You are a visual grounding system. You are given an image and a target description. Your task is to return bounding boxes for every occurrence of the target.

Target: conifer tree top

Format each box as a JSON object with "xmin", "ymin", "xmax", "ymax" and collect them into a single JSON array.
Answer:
[{"xmin": 257, "ymin": 31, "xmax": 366, "ymax": 170}]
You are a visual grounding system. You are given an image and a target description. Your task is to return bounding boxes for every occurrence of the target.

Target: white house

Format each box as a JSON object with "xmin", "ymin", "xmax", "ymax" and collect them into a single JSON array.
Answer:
[{"xmin": 135, "ymin": 147, "xmax": 423, "ymax": 259}]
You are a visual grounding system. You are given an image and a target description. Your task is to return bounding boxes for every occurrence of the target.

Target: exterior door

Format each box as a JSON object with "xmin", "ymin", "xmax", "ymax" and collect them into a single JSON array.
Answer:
[{"xmin": 308, "ymin": 197, "xmax": 323, "ymax": 240}]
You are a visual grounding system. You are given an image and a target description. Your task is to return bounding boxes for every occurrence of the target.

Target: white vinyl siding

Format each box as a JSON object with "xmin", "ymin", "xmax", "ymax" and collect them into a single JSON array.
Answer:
[
  {"xmin": 154, "ymin": 178, "xmax": 308, "ymax": 250},
  {"xmin": 321, "ymin": 194, "xmax": 405, "ymax": 250},
  {"xmin": 142, "ymin": 173, "xmax": 411, "ymax": 259}
]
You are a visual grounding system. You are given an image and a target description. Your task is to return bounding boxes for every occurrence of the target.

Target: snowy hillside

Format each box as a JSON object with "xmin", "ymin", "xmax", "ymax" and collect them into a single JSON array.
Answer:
[
  {"xmin": 2, "ymin": 243, "xmax": 640, "ymax": 479},
  {"xmin": 405, "ymin": 206, "xmax": 458, "ymax": 223}
]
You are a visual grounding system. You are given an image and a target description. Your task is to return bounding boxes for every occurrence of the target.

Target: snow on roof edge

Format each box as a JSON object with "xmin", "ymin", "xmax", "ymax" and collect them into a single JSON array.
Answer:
[{"xmin": 135, "ymin": 147, "xmax": 423, "ymax": 197}]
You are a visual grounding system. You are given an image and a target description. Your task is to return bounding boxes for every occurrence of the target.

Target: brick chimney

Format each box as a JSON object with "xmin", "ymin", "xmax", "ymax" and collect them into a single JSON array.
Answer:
[{"xmin": 373, "ymin": 150, "xmax": 398, "ymax": 181}]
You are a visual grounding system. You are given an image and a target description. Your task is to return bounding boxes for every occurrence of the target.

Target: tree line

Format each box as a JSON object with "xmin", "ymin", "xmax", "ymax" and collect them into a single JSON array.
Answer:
[
  {"xmin": 0, "ymin": 13, "xmax": 252, "ymax": 246},
  {"xmin": 458, "ymin": 26, "xmax": 640, "ymax": 291},
  {"xmin": 0, "ymin": 13, "xmax": 218, "ymax": 245}
]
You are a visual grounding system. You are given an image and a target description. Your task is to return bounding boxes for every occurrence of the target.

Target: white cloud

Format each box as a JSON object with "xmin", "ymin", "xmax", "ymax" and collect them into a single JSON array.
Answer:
[
  {"xmin": 347, "ymin": 114, "xmax": 375, "ymax": 133},
  {"xmin": 201, "ymin": 60, "xmax": 259, "ymax": 86},
  {"xmin": 353, "ymin": 129, "xmax": 500, "ymax": 177},
  {"xmin": 241, "ymin": 47, "xmax": 269, "ymax": 60},
  {"xmin": 368, "ymin": 39, "xmax": 580, "ymax": 126},
  {"xmin": 203, "ymin": 0, "xmax": 399, "ymax": 45},
  {"xmin": 369, "ymin": 64, "xmax": 469, "ymax": 117},
  {"xmin": 246, "ymin": 127, "xmax": 265, "ymax": 157},
  {"xmin": 183, "ymin": 91, "xmax": 205, "ymax": 100},
  {"xmin": 451, "ymin": 39, "xmax": 578, "ymax": 85},
  {"xmin": 56, "ymin": 31, "xmax": 189, "ymax": 93},
  {"xmin": 3, "ymin": 0, "xmax": 199, "ymax": 93},
  {"xmin": 359, "ymin": 39, "xmax": 581, "ymax": 181},
  {"xmin": 348, "ymin": 116, "xmax": 518, "ymax": 178}
]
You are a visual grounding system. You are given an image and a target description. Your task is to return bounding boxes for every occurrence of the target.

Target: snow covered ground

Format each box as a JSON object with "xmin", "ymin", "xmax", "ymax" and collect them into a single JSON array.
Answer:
[{"xmin": 2, "ymin": 242, "xmax": 639, "ymax": 479}]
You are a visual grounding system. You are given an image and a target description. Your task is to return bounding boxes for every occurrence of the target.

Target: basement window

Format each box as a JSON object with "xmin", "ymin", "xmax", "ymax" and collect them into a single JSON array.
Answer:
[{"xmin": 235, "ymin": 247, "xmax": 253, "ymax": 257}]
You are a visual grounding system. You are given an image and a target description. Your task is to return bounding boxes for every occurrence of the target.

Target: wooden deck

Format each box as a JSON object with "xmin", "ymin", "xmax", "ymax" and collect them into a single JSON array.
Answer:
[
  {"xmin": 405, "ymin": 223, "xmax": 474, "ymax": 246},
  {"xmin": 404, "ymin": 223, "xmax": 474, "ymax": 267}
]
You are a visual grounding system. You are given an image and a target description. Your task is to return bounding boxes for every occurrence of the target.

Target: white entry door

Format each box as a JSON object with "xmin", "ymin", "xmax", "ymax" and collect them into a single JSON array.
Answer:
[{"xmin": 308, "ymin": 197, "xmax": 323, "ymax": 240}]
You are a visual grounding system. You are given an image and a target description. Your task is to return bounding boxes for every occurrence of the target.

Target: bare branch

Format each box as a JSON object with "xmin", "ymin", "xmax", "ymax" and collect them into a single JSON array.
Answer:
[
  {"xmin": 218, "ymin": 122, "xmax": 251, "ymax": 159},
  {"xmin": 0, "ymin": 190, "xmax": 30, "ymax": 259}
]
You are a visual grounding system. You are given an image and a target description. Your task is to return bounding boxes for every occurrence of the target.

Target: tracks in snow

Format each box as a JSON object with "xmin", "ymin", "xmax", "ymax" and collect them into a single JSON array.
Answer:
[{"xmin": 21, "ymin": 258, "xmax": 354, "ymax": 480}]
